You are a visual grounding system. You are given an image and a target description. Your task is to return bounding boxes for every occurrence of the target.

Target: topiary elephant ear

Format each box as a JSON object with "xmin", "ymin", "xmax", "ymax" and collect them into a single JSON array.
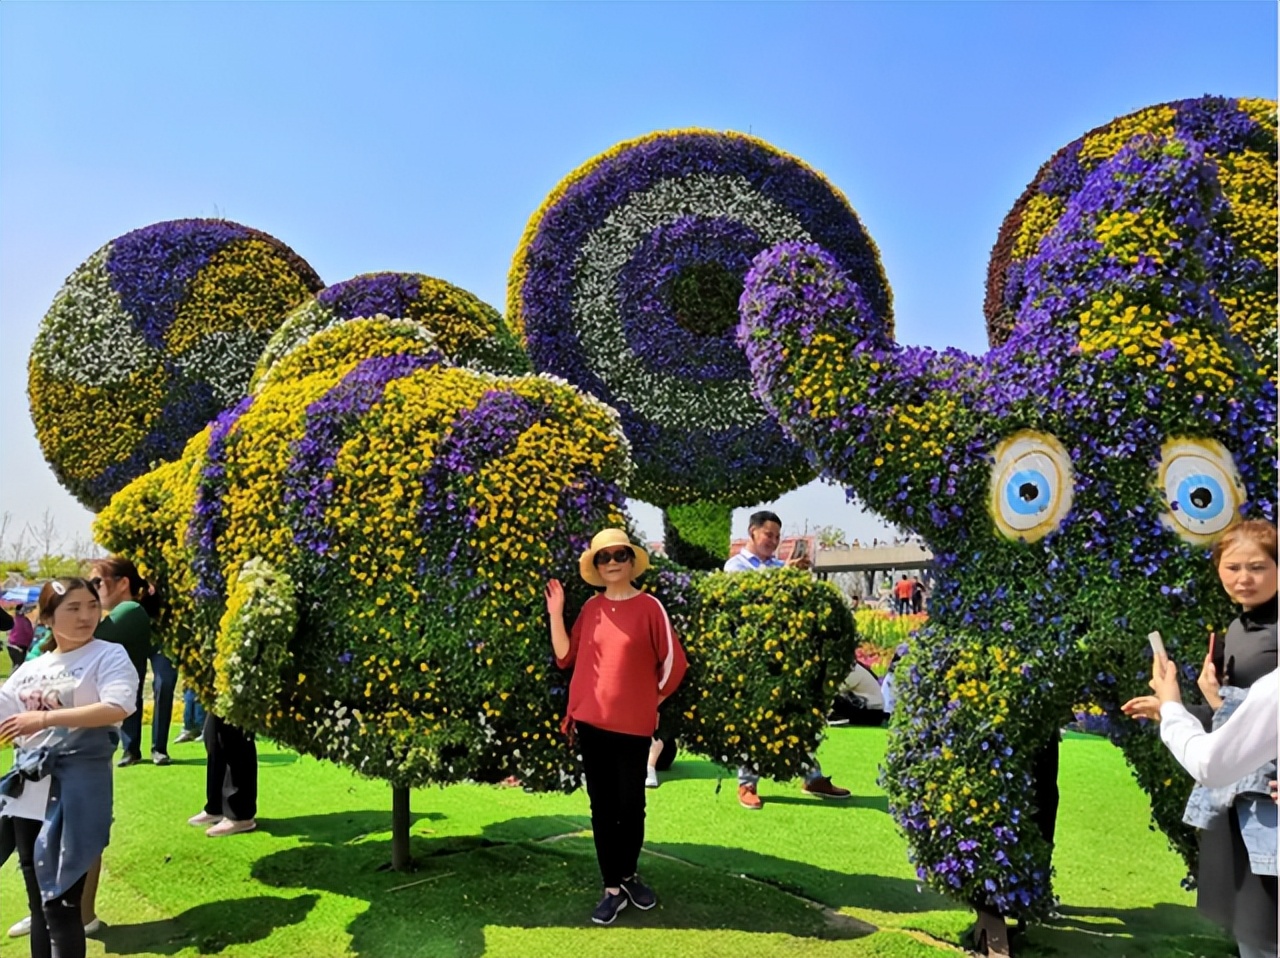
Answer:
[
  {"xmin": 28, "ymin": 219, "xmax": 323, "ymax": 511},
  {"xmin": 507, "ymin": 129, "xmax": 891, "ymax": 510},
  {"xmin": 986, "ymin": 96, "xmax": 1277, "ymax": 376}
]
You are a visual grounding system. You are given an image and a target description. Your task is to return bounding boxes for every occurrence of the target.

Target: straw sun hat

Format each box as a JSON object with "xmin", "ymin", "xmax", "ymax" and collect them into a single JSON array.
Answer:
[{"xmin": 578, "ymin": 528, "xmax": 651, "ymax": 587}]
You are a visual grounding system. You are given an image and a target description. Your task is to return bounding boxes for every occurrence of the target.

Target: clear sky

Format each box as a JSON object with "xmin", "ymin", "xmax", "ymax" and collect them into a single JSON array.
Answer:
[{"xmin": 1, "ymin": 2, "xmax": 1275, "ymax": 554}]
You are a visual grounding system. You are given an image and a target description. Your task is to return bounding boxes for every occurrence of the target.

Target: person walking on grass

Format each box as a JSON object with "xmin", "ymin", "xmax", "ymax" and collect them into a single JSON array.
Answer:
[
  {"xmin": 723, "ymin": 510, "xmax": 851, "ymax": 810},
  {"xmin": 0, "ymin": 578, "xmax": 138, "ymax": 958},
  {"xmin": 546, "ymin": 528, "xmax": 687, "ymax": 926}
]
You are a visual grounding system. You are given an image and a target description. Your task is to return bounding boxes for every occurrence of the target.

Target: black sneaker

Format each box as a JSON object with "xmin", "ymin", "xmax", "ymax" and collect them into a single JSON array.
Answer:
[
  {"xmin": 619, "ymin": 875, "xmax": 656, "ymax": 910},
  {"xmin": 117, "ymin": 753, "xmax": 142, "ymax": 768},
  {"xmin": 590, "ymin": 890, "xmax": 628, "ymax": 925}
]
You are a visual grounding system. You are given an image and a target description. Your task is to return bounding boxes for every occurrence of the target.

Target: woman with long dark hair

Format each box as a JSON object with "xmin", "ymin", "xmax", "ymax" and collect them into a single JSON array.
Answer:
[{"xmin": 90, "ymin": 556, "xmax": 172, "ymax": 768}]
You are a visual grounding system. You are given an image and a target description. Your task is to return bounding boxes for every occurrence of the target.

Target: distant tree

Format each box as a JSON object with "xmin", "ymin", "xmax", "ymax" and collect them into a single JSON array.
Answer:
[
  {"xmin": 813, "ymin": 524, "xmax": 848, "ymax": 550},
  {"xmin": 4, "ymin": 523, "xmax": 34, "ymax": 576},
  {"xmin": 29, "ymin": 509, "xmax": 63, "ymax": 568}
]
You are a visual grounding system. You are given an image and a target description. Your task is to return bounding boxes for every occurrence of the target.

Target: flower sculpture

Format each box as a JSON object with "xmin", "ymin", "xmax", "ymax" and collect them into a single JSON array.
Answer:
[
  {"xmin": 253, "ymin": 271, "xmax": 530, "ymax": 389},
  {"xmin": 740, "ymin": 95, "xmax": 1277, "ymax": 926},
  {"xmin": 28, "ymin": 219, "xmax": 323, "ymax": 511},
  {"xmin": 507, "ymin": 130, "xmax": 891, "ymax": 548},
  {"xmin": 95, "ymin": 315, "xmax": 856, "ymax": 793}
]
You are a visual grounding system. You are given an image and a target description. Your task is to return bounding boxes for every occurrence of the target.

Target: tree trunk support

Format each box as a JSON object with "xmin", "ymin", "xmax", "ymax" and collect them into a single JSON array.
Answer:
[{"xmin": 391, "ymin": 785, "xmax": 413, "ymax": 872}]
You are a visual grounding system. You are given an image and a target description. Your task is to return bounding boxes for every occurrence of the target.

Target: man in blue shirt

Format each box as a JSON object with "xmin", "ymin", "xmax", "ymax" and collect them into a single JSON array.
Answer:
[{"xmin": 724, "ymin": 511, "xmax": 851, "ymax": 809}]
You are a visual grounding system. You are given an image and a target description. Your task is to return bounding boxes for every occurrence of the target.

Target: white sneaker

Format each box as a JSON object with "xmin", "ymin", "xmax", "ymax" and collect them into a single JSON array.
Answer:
[
  {"xmin": 206, "ymin": 817, "xmax": 257, "ymax": 837},
  {"xmin": 6, "ymin": 913, "xmax": 100, "ymax": 938},
  {"xmin": 645, "ymin": 766, "xmax": 659, "ymax": 789},
  {"xmin": 188, "ymin": 811, "xmax": 222, "ymax": 827}
]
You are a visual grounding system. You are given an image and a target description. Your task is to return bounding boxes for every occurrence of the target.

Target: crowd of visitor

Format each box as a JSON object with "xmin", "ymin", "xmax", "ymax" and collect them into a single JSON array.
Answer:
[{"xmin": 0, "ymin": 517, "xmax": 1274, "ymax": 951}]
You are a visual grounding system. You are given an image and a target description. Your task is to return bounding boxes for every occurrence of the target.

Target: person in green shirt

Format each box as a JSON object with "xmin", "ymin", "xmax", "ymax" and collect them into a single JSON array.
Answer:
[{"xmin": 89, "ymin": 557, "xmax": 168, "ymax": 768}]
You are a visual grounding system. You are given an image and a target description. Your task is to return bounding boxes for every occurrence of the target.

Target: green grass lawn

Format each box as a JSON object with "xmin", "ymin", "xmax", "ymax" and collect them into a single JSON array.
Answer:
[{"xmin": 0, "ymin": 713, "xmax": 1230, "ymax": 958}]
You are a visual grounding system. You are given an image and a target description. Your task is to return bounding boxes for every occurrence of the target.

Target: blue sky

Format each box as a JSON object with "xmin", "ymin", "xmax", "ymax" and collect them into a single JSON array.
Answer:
[{"xmin": 1, "ymin": 2, "xmax": 1275, "ymax": 553}]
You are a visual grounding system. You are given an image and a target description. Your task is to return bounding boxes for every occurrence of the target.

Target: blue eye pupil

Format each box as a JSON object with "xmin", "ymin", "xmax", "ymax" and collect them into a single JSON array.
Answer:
[
  {"xmin": 1177, "ymin": 473, "xmax": 1224, "ymax": 520},
  {"xmin": 1006, "ymin": 469, "xmax": 1051, "ymax": 515}
]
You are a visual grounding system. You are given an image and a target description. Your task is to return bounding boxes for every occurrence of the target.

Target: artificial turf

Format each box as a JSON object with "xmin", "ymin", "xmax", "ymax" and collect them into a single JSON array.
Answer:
[{"xmin": 0, "ymin": 715, "xmax": 1231, "ymax": 958}]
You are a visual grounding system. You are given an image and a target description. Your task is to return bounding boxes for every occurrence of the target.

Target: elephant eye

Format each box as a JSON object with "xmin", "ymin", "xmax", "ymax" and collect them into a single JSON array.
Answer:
[
  {"xmin": 989, "ymin": 431, "xmax": 1074, "ymax": 542},
  {"xmin": 1158, "ymin": 438, "xmax": 1244, "ymax": 543}
]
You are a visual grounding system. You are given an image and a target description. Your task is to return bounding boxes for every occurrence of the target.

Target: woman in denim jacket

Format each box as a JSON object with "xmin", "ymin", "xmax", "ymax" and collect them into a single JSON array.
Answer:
[{"xmin": 1126, "ymin": 520, "xmax": 1277, "ymax": 958}]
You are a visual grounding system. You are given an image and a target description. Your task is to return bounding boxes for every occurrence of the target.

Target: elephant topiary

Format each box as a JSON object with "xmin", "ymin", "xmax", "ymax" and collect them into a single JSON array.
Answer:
[{"xmin": 739, "ymin": 95, "xmax": 1277, "ymax": 944}]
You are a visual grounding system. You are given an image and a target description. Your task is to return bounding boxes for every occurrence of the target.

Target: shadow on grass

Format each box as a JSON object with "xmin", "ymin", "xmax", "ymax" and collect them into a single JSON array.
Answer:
[
  {"xmin": 764, "ymin": 793, "xmax": 889, "ymax": 812},
  {"xmin": 249, "ymin": 815, "xmax": 905, "ymax": 958},
  {"xmin": 655, "ymin": 757, "xmax": 734, "ymax": 782},
  {"xmin": 254, "ymin": 809, "xmax": 446, "ymax": 842},
  {"xmin": 99, "ymin": 894, "xmax": 319, "ymax": 955},
  {"xmin": 1022, "ymin": 902, "xmax": 1231, "ymax": 957}
]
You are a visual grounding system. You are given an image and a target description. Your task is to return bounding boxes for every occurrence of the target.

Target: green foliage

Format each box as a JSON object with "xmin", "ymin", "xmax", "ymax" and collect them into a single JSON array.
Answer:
[
  {"xmin": 34, "ymin": 554, "xmax": 87, "ymax": 578},
  {"xmin": 671, "ymin": 261, "xmax": 744, "ymax": 337},
  {"xmin": 663, "ymin": 501, "xmax": 731, "ymax": 570},
  {"xmin": 662, "ymin": 569, "xmax": 858, "ymax": 781},
  {"xmin": 814, "ymin": 524, "xmax": 849, "ymax": 550}
]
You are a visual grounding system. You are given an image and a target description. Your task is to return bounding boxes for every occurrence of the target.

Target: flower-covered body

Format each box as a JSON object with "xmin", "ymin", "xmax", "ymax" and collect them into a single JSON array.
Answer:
[
  {"xmin": 253, "ymin": 271, "xmax": 529, "ymax": 389},
  {"xmin": 96, "ymin": 318, "xmax": 856, "ymax": 791},
  {"xmin": 509, "ymin": 129, "xmax": 890, "ymax": 507},
  {"xmin": 740, "ymin": 97, "xmax": 1277, "ymax": 917},
  {"xmin": 29, "ymin": 219, "xmax": 323, "ymax": 510}
]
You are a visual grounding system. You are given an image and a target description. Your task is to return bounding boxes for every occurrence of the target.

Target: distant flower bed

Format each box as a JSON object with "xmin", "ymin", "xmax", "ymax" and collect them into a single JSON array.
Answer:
[{"xmin": 854, "ymin": 609, "xmax": 925, "ymax": 672}]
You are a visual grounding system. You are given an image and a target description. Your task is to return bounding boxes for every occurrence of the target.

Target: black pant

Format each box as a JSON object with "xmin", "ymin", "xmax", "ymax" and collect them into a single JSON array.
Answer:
[
  {"xmin": 1031, "ymin": 731, "xmax": 1060, "ymax": 850},
  {"xmin": 13, "ymin": 816, "xmax": 88, "ymax": 958},
  {"xmin": 204, "ymin": 714, "xmax": 258, "ymax": 820},
  {"xmin": 7, "ymin": 645, "xmax": 25, "ymax": 670},
  {"xmin": 577, "ymin": 722, "xmax": 650, "ymax": 888}
]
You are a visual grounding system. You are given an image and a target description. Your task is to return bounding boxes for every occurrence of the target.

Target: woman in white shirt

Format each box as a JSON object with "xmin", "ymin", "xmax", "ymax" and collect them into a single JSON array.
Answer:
[
  {"xmin": 1151, "ymin": 660, "xmax": 1278, "ymax": 788},
  {"xmin": 0, "ymin": 578, "xmax": 137, "ymax": 958}
]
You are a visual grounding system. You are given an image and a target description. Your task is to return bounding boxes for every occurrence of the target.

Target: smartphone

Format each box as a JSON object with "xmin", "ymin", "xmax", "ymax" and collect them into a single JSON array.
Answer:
[
  {"xmin": 1147, "ymin": 631, "xmax": 1167, "ymax": 659},
  {"xmin": 792, "ymin": 539, "xmax": 808, "ymax": 560}
]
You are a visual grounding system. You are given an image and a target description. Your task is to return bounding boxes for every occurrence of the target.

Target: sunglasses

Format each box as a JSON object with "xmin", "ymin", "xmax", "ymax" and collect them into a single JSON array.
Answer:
[{"xmin": 593, "ymin": 547, "xmax": 635, "ymax": 567}]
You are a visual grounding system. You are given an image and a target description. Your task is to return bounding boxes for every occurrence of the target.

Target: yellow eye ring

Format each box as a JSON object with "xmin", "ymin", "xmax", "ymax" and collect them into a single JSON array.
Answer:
[
  {"xmin": 1157, "ymin": 437, "xmax": 1244, "ymax": 544},
  {"xmin": 989, "ymin": 431, "xmax": 1074, "ymax": 542}
]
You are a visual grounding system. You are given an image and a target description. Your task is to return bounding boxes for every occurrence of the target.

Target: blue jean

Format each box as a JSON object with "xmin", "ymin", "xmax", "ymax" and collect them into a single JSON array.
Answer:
[
  {"xmin": 183, "ymin": 688, "xmax": 207, "ymax": 733},
  {"xmin": 120, "ymin": 650, "xmax": 178, "ymax": 758},
  {"xmin": 739, "ymin": 758, "xmax": 823, "ymax": 788}
]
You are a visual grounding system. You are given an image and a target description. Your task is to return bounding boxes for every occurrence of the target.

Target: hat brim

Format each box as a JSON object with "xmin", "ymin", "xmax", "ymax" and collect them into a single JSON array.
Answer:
[{"xmin": 579, "ymin": 543, "xmax": 651, "ymax": 587}]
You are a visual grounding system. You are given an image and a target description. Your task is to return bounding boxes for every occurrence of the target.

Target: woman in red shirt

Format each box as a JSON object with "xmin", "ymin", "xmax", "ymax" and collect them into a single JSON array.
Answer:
[{"xmin": 545, "ymin": 528, "xmax": 687, "ymax": 926}]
